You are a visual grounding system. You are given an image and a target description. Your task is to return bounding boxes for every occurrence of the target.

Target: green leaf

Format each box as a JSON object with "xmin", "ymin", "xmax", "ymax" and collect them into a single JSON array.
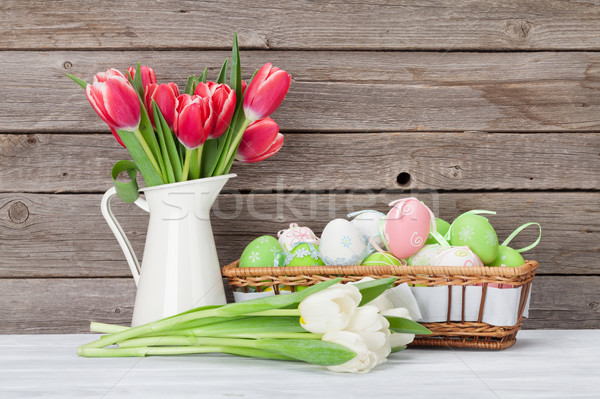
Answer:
[
  {"xmin": 216, "ymin": 58, "xmax": 229, "ymax": 84},
  {"xmin": 386, "ymin": 316, "xmax": 433, "ymax": 335},
  {"xmin": 200, "ymin": 139, "xmax": 219, "ymax": 177},
  {"xmin": 66, "ymin": 73, "xmax": 88, "ymax": 89},
  {"xmin": 391, "ymin": 345, "xmax": 407, "ymax": 353},
  {"xmin": 156, "ymin": 108, "xmax": 182, "ymax": 182},
  {"xmin": 184, "ymin": 75, "xmax": 196, "ymax": 95},
  {"xmin": 255, "ymin": 339, "xmax": 356, "ymax": 366},
  {"xmin": 152, "ymin": 102, "xmax": 176, "ymax": 183},
  {"xmin": 136, "ymin": 95, "xmax": 165, "ymax": 180},
  {"xmin": 352, "ymin": 277, "xmax": 397, "ymax": 306},
  {"xmin": 214, "ymin": 278, "xmax": 342, "ymax": 316},
  {"xmin": 188, "ymin": 317, "xmax": 305, "ymax": 337},
  {"xmin": 218, "ymin": 69, "xmax": 258, "ymax": 175},
  {"xmin": 230, "ymin": 32, "xmax": 242, "ymax": 101},
  {"xmin": 116, "ymin": 130, "xmax": 163, "ymax": 187},
  {"xmin": 199, "ymin": 67, "xmax": 208, "ymax": 84},
  {"xmin": 132, "ymin": 62, "xmax": 144, "ymax": 98},
  {"xmin": 111, "ymin": 160, "xmax": 139, "ymax": 203}
]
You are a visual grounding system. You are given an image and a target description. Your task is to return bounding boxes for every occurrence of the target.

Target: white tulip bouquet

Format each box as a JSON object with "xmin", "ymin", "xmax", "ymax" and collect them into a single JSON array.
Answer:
[{"xmin": 79, "ymin": 278, "xmax": 430, "ymax": 373}]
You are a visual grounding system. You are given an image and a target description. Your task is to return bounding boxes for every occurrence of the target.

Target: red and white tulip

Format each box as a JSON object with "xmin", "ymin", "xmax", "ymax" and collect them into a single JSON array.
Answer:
[
  {"xmin": 243, "ymin": 63, "xmax": 291, "ymax": 121},
  {"xmin": 85, "ymin": 68, "xmax": 141, "ymax": 147},
  {"xmin": 127, "ymin": 65, "xmax": 157, "ymax": 88},
  {"xmin": 236, "ymin": 117, "xmax": 284, "ymax": 163},
  {"xmin": 173, "ymin": 94, "xmax": 213, "ymax": 149},
  {"xmin": 144, "ymin": 83, "xmax": 180, "ymax": 128},
  {"xmin": 195, "ymin": 82, "xmax": 236, "ymax": 138}
]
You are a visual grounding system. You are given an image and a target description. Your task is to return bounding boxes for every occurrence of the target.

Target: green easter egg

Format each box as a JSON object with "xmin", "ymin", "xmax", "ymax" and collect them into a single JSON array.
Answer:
[
  {"xmin": 425, "ymin": 218, "xmax": 451, "ymax": 245},
  {"xmin": 284, "ymin": 243, "xmax": 326, "ymax": 267},
  {"xmin": 487, "ymin": 245, "xmax": 525, "ymax": 268},
  {"xmin": 362, "ymin": 252, "xmax": 403, "ymax": 266},
  {"xmin": 449, "ymin": 213, "xmax": 498, "ymax": 264},
  {"xmin": 239, "ymin": 236, "xmax": 282, "ymax": 268}
]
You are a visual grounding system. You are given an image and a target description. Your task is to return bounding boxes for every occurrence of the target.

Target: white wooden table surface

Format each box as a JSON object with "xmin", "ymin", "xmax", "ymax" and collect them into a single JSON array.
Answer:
[{"xmin": 0, "ymin": 330, "xmax": 598, "ymax": 399}]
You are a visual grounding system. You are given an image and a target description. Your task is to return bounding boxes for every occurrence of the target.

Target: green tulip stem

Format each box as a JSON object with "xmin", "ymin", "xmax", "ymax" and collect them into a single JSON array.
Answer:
[
  {"xmin": 215, "ymin": 117, "xmax": 251, "ymax": 175},
  {"xmin": 196, "ymin": 143, "xmax": 204, "ymax": 176},
  {"xmin": 118, "ymin": 333, "xmax": 321, "ymax": 349},
  {"xmin": 133, "ymin": 128, "xmax": 162, "ymax": 177},
  {"xmin": 78, "ymin": 345, "xmax": 296, "ymax": 361},
  {"xmin": 80, "ymin": 307, "xmax": 221, "ymax": 349},
  {"xmin": 181, "ymin": 148, "xmax": 192, "ymax": 181},
  {"xmin": 90, "ymin": 322, "xmax": 129, "ymax": 334}
]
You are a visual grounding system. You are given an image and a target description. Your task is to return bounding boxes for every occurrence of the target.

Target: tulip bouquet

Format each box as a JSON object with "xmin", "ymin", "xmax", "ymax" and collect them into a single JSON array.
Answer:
[
  {"xmin": 68, "ymin": 33, "xmax": 290, "ymax": 202},
  {"xmin": 79, "ymin": 278, "xmax": 431, "ymax": 373}
]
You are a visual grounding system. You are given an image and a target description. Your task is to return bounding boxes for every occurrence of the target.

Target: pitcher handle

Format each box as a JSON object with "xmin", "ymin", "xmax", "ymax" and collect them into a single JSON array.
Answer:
[{"xmin": 100, "ymin": 187, "xmax": 149, "ymax": 286}]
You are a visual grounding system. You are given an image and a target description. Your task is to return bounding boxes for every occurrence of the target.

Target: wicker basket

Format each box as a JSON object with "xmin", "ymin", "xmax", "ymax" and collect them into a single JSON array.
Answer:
[{"xmin": 222, "ymin": 260, "xmax": 538, "ymax": 350}]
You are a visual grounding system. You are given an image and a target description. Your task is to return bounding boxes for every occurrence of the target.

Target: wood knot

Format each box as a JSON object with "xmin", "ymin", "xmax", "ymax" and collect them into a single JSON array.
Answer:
[
  {"xmin": 26, "ymin": 135, "xmax": 37, "ymax": 145},
  {"xmin": 589, "ymin": 301, "xmax": 599, "ymax": 311},
  {"xmin": 504, "ymin": 20, "xmax": 532, "ymax": 39},
  {"xmin": 8, "ymin": 201, "xmax": 29, "ymax": 224}
]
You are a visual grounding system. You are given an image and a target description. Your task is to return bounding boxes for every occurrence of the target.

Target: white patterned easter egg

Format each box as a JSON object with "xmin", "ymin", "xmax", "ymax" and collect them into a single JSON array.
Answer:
[
  {"xmin": 432, "ymin": 246, "xmax": 484, "ymax": 267},
  {"xmin": 408, "ymin": 244, "xmax": 445, "ymax": 266},
  {"xmin": 349, "ymin": 210, "xmax": 385, "ymax": 248},
  {"xmin": 277, "ymin": 223, "xmax": 319, "ymax": 252},
  {"xmin": 320, "ymin": 219, "xmax": 368, "ymax": 266}
]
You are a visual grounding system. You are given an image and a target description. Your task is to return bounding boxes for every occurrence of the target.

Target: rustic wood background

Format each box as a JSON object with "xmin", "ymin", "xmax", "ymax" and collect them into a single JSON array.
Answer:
[{"xmin": 0, "ymin": 0, "xmax": 599, "ymax": 333}]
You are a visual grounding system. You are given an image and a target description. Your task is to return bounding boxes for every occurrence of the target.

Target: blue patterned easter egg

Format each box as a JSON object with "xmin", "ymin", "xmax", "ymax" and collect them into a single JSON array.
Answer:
[{"xmin": 320, "ymin": 219, "xmax": 368, "ymax": 266}]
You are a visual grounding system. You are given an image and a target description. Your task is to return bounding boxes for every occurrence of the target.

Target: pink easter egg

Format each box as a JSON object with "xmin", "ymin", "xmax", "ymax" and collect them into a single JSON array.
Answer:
[{"xmin": 383, "ymin": 198, "xmax": 433, "ymax": 259}]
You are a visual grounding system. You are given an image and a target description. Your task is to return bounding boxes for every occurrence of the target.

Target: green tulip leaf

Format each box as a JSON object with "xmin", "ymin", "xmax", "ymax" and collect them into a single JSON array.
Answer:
[
  {"xmin": 200, "ymin": 67, "xmax": 208, "ymax": 84},
  {"xmin": 230, "ymin": 32, "xmax": 242, "ymax": 101},
  {"xmin": 386, "ymin": 316, "xmax": 432, "ymax": 335},
  {"xmin": 353, "ymin": 277, "xmax": 397, "ymax": 306},
  {"xmin": 132, "ymin": 62, "xmax": 144, "ymax": 98},
  {"xmin": 255, "ymin": 339, "xmax": 356, "ymax": 366},
  {"xmin": 217, "ymin": 58, "xmax": 229, "ymax": 84},
  {"xmin": 214, "ymin": 278, "xmax": 342, "ymax": 316},
  {"xmin": 111, "ymin": 160, "xmax": 139, "ymax": 203},
  {"xmin": 116, "ymin": 130, "xmax": 163, "ymax": 187},
  {"xmin": 391, "ymin": 345, "xmax": 407, "ymax": 353},
  {"xmin": 66, "ymin": 73, "xmax": 88, "ymax": 89},
  {"xmin": 184, "ymin": 75, "xmax": 196, "ymax": 95},
  {"xmin": 200, "ymin": 138, "xmax": 219, "ymax": 177},
  {"xmin": 152, "ymin": 101, "xmax": 176, "ymax": 183},
  {"xmin": 155, "ymin": 106, "xmax": 182, "ymax": 181}
]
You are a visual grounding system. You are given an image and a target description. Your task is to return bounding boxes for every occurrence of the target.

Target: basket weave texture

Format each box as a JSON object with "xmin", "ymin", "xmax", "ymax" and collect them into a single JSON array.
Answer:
[{"xmin": 222, "ymin": 260, "xmax": 538, "ymax": 350}]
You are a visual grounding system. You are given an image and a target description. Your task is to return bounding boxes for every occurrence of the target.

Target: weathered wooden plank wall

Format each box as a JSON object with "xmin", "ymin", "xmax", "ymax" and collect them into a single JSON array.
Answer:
[{"xmin": 0, "ymin": 0, "xmax": 598, "ymax": 333}]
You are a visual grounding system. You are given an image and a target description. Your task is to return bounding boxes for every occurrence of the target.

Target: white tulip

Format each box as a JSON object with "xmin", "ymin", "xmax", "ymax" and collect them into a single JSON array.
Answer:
[
  {"xmin": 299, "ymin": 284, "xmax": 361, "ymax": 334},
  {"xmin": 366, "ymin": 294, "xmax": 393, "ymax": 313},
  {"xmin": 345, "ymin": 306, "xmax": 391, "ymax": 365},
  {"xmin": 346, "ymin": 305, "xmax": 389, "ymax": 333},
  {"xmin": 322, "ymin": 331, "xmax": 378, "ymax": 373},
  {"xmin": 382, "ymin": 307, "xmax": 416, "ymax": 348}
]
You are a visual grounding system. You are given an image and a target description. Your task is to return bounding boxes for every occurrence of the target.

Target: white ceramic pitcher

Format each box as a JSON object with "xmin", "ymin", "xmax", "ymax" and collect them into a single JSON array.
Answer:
[{"xmin": 101, "ymin": 174, "xmax": 236, "ymax": 326}]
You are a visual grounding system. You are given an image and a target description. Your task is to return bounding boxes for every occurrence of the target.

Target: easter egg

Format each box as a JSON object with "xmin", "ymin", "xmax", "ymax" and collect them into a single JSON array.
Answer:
[
  {"xmin": 362, "ymin": 252, "xmax": 404, "ymax": 266},
  {"xmin": 408, "ymin": 244, "xmax": 445, "ymax": 266},
  {"xmin": 383, "ymin": 198, "xmax": 434, "ymax": 259},
  {"xmin": 320, "ymin": 219, "xmax": 368, "ymax": 266},
  {"xmin": 425, "ymin": 218, "xmax": 451, "ymax": 245},
  {"xmin": 350, "ymin": 210, "xmax": 385, "ymax": 247},
  {"xmin": 433, "ymin": 246, "xmax": 484, "ymax": 267},
  {"xmin": 448, "ymin": 213, "xmax": 499, "ymax": 264},
  {"xmin": 240, "ymin": 236, "xmax": 284, "ymax": 268},
  {"xmin": 277, "ymin": 223, "xmax": 319, "ymax": 251},
  {"xmin": 284, "ymin": 243, "xmax": 326, "ymax": 267},
  {"xmin": 487, "ymin": 245, "xmax": 525, "ymax": 268}
]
